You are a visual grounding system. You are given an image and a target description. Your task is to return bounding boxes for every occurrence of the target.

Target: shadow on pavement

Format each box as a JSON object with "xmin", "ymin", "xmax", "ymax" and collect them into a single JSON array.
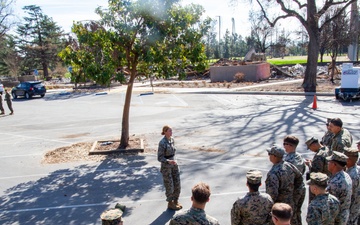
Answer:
[
  {"xmin": 149, "ymin": 209, "xmax": 176, "ymax": 225},
  {"xmin": 178, "ymin": 95, "xmax": 360, "ymax": 160},
  {"xmin": 0, "ymin": 155, "xmax": 162, "ymax": 224},
  {"xmin": 44, "ymin": 91, "xmax": 102, "ymax": 101}
]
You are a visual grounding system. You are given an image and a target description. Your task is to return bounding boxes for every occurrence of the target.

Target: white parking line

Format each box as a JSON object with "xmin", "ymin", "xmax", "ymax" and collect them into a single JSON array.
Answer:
[
  {"xmin": 171, "ymin": 94, "xmax": 188, "ymax": 107},
  {"xmin": 0, "ymin": 133, "xmax": 72, "ymax": 144},
  {"xmin": 0, "ymin": 154, "xmax": 42, "ymax": 159}
]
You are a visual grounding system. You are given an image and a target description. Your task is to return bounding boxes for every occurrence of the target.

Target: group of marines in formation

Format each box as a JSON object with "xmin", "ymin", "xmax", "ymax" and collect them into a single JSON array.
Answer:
[
  {"xmin": 230, "ymin": 117, "xmax": 359, "ymax": 225},
  {"xmin": 101, "ymin": 118, "xmax": 359, "ymax": 225}
]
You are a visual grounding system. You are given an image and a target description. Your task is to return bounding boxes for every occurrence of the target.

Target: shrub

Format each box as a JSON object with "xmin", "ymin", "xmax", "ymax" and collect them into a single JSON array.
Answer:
[{"xmin": 233, "ymin": 72, "xmax": 245, "ymax": 83}]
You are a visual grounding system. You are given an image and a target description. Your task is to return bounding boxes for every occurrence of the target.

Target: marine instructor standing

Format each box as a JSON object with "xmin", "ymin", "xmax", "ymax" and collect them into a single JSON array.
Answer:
[{"xmin": 158, "ymin": 125, "xmax": 182, "ymax": 210}]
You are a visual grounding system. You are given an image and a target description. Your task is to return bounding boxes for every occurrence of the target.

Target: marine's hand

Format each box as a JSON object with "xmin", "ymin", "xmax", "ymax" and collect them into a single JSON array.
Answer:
[{"xmin": 168, "ymin": 160, "xmax": 177, "ymax": 165}]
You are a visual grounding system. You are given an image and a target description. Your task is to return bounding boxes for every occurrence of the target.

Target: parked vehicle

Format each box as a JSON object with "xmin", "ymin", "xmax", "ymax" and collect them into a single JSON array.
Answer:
[
  {"xmin": 11, "ymin": 81, "xmax": 46, "ymax": 99},
  {"xmin": 335, "ymin": 63, "xmax": 360, "ymax": 102}
]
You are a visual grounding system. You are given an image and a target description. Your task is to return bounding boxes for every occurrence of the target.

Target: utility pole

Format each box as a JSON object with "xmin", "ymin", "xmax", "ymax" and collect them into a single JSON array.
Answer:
[{"xmin": 216, "ymin": 16, "xmax": 221, "ymax": 58}]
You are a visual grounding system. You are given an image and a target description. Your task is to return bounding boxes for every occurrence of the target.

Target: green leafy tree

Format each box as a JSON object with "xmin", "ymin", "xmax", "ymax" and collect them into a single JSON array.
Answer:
[
  {"xmin": 0, "ymin": 35, "xmax": 20, "ymax": 76},
  {"xmin": 16, "ymin": 5, "xmax": 64, "ymax": 79},
  {"xmin": 59, "ymin": 33, "xmax": 93, "ymax": 88},
  {"xmin": 68, "ymin": 0, "xmax": 211, "ymax": 148}
]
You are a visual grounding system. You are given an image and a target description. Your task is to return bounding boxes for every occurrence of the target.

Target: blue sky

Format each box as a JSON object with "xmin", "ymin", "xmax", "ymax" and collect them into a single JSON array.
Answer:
[{"xmin": 13, "ymin": 0, "xmax": 252, "ymax": 36}]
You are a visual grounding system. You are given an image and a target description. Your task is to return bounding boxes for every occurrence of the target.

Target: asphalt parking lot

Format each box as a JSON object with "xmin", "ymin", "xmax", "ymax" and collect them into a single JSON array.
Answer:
[{"xmin": 0, "ymin": 87, "xmax": 359, "ymax": 224}]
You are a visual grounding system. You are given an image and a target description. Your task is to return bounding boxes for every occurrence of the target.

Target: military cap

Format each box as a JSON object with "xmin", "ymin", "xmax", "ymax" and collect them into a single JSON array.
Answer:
[
  {"xmin": 246, "ymin": 170, "xmax": 262, "ymax": 184},
  {"xmin": 307, "ymin": 172, "xmax": 328, "ymax": 187},
  {"xmin": 343, "ymin": 147, "xmax": 359, "ymax": 157},
  {"xmin": 101, "ymin": 209, "xmax": 123, "ymax": 222},
  {"xmin": 305, "ymin": 137, "xmax": 318, "ymax": 148},
  {"xmin": 267, "ymin": 145, "xmax": 285, "ymax": 158},
  {"xmin": 326, "ymin": 151, "xmax": 348, "ymax": 163},
  {"xmin": 115, "ymin": 203, "xmax": 126, "ymax": 212}
]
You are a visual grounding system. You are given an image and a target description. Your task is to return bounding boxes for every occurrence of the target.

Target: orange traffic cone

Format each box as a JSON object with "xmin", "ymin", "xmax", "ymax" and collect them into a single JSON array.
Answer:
[{"xmin": 312, "ymin": 95, "xmax": 317, "ymax": 110}]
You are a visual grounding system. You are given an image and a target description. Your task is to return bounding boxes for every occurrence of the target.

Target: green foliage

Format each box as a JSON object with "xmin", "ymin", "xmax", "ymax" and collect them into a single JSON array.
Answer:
[
  {"xmin": 0, "ymin": 35, "xmax": 20, "ymax": 76},
  {"xmin": 59, "ymin": 0, "xmax": 211, "ymax": 147},
  {"xmin": 64, "ymin": 72, "xmax": 71, "ymax": 79}
]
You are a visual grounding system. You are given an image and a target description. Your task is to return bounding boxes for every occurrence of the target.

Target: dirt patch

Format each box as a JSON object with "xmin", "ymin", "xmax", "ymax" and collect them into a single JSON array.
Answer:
[
  {"xmin": 42, "ymin": 137, "xmax": 143, "ymax": 164},
  {"xmin": 153, "ymin": 77, "xmax": 340, "ymax": 93},
  {"xmin": 94, "ymin": 138, "xmax": 142, "ymax": 151},
  {"xmin": 244, "ymin": 79, "xmax": 339, "ymax": 93}
]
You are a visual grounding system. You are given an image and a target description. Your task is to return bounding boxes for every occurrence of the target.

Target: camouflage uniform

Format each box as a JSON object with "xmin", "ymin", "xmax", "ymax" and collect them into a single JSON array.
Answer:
[
  {"xmin": 158, "ymin": 136, "xmax": 180, "ymax": 202},
  {"xmin": 306, "ymin": 193, "xmax": 340, "ymax": 225},
  {"xmin": 265, "ymin": 160, "xmax": 305, "ymax": 225},
  {"xmin": 0, "ymin": 93, "xmax": 4, "ymax": 114},
  {"xmin": 321, "ymin": 118, "xmax": 333, "ymax": 149},
  {"xmin": 327, "ymin": 171, "xmax": 352, "ymax": 225},
  {"xmin": 284, "ymin": 152, "xmax": 306, "ymax": 224},
  {"xmin": 309, "ymin": 146, "xmax": 330, "ymax": 175},
  {"xmin": 346, "ymin": 165, "xmax": 360, "ymax": 225},
  {"xmin": 322, "ymin": 131, "xmax": 333, "ymax": 150},
  {"xmin": 169, "ymin": 207, "xmax": 219, "ymax": 225},
  {"xmin": 231, "ymin": 170, "xmax": 273, "ymax": 225},
  {"xmin": 231, "ymin": 191, "xmax": 273, "ymax": 225},
  {"xmin": 343, "ymin": 147, "xmax": 360, "ymax": 225},
  {"xmin": 306, "ymin": 172, "xmax": 340, "ymax": 225},
  {"xmin": 4, "ymin": 91, "xmax": 13, "ymax": 114},
  {"xmin": 330, "ymin": 128, "xmax": 353, "ymax": 153},
  {"xmin": 284, "ymin": 152, "xmax": 306, "ymax": 175},
  {"xmin": 307, "ymin": 146, "xmax": 331, "ymax": 202}
]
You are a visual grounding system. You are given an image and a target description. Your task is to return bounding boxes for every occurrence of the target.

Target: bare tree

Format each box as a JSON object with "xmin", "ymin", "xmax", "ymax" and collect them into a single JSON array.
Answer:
[
  {"xmin": 233, "ymin": 0, "xmax": 356, "ymax": 92},
  {"xmin": 249, "ymin": 11, "xmax": 273, "ymax": 53},
  {"xmin": 326, "ymin": 8, "xmax": 351, "ymax": 82},
  {"xmin": 0, "ymin": 0, "xmax": 14, "ymax": 38}
]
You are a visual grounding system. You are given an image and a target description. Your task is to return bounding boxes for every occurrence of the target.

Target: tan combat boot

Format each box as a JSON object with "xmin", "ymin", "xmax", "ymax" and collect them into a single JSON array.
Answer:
[
  {"xmin": 174, "ymin": 199, "xmax": 183, "ymax": 209},
  {"xmin": 167, "ymin": 201, "xmax": 181, "ymax": 210}
]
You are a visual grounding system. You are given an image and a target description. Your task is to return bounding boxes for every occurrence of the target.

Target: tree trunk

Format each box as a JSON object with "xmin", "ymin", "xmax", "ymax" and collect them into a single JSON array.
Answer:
[
  {"xmin": 348, "ymin": 0, "xmax": 359, "ymax": 61},
  {"xmin": 120, "ymin": 71, "xmax": 136, "ymax": 149},
  {"xmin": 43, "ymin": 62, "xmax": 49, "ymax": 80},
  {"xmin": 320, "ymin": 51, "xmax": 324, "ymax": 62},
  {"xmin": 302, "ymin": 31, "xmax": 319, "ymax": 92},
  {"xmin": 331, "ymin": 57, "xmax": 336, "ymax": 83}
]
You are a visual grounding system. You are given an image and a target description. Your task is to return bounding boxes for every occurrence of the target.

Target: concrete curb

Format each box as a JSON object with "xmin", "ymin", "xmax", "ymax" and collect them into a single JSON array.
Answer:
[{"xmin": 173, "ymin": 91, "xmax": 334, "ymax": 96}]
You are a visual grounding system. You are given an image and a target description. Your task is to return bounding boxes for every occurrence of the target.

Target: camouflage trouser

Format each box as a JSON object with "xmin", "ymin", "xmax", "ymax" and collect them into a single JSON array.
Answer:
[
  {"xmin": 335, "ymin": 209, "xmax": 349, "ymax": 225},
  {"xmin": 160, "ymin": 164, "xmax": 180, "ymax": 202},
  {"xmin": 0, "ymin": 99, "xmax": 4, "ymax": 113},
  {"xmin": 293, "ymin": 188, "xmax": 305, "ymax": 225},
  {"xmin": 348, "ymin": 213, "xmax": 359, "ymax": 225},
  {"xmin": 6, "ymin": 100, "xmax": 13, "ymax": 113}
]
